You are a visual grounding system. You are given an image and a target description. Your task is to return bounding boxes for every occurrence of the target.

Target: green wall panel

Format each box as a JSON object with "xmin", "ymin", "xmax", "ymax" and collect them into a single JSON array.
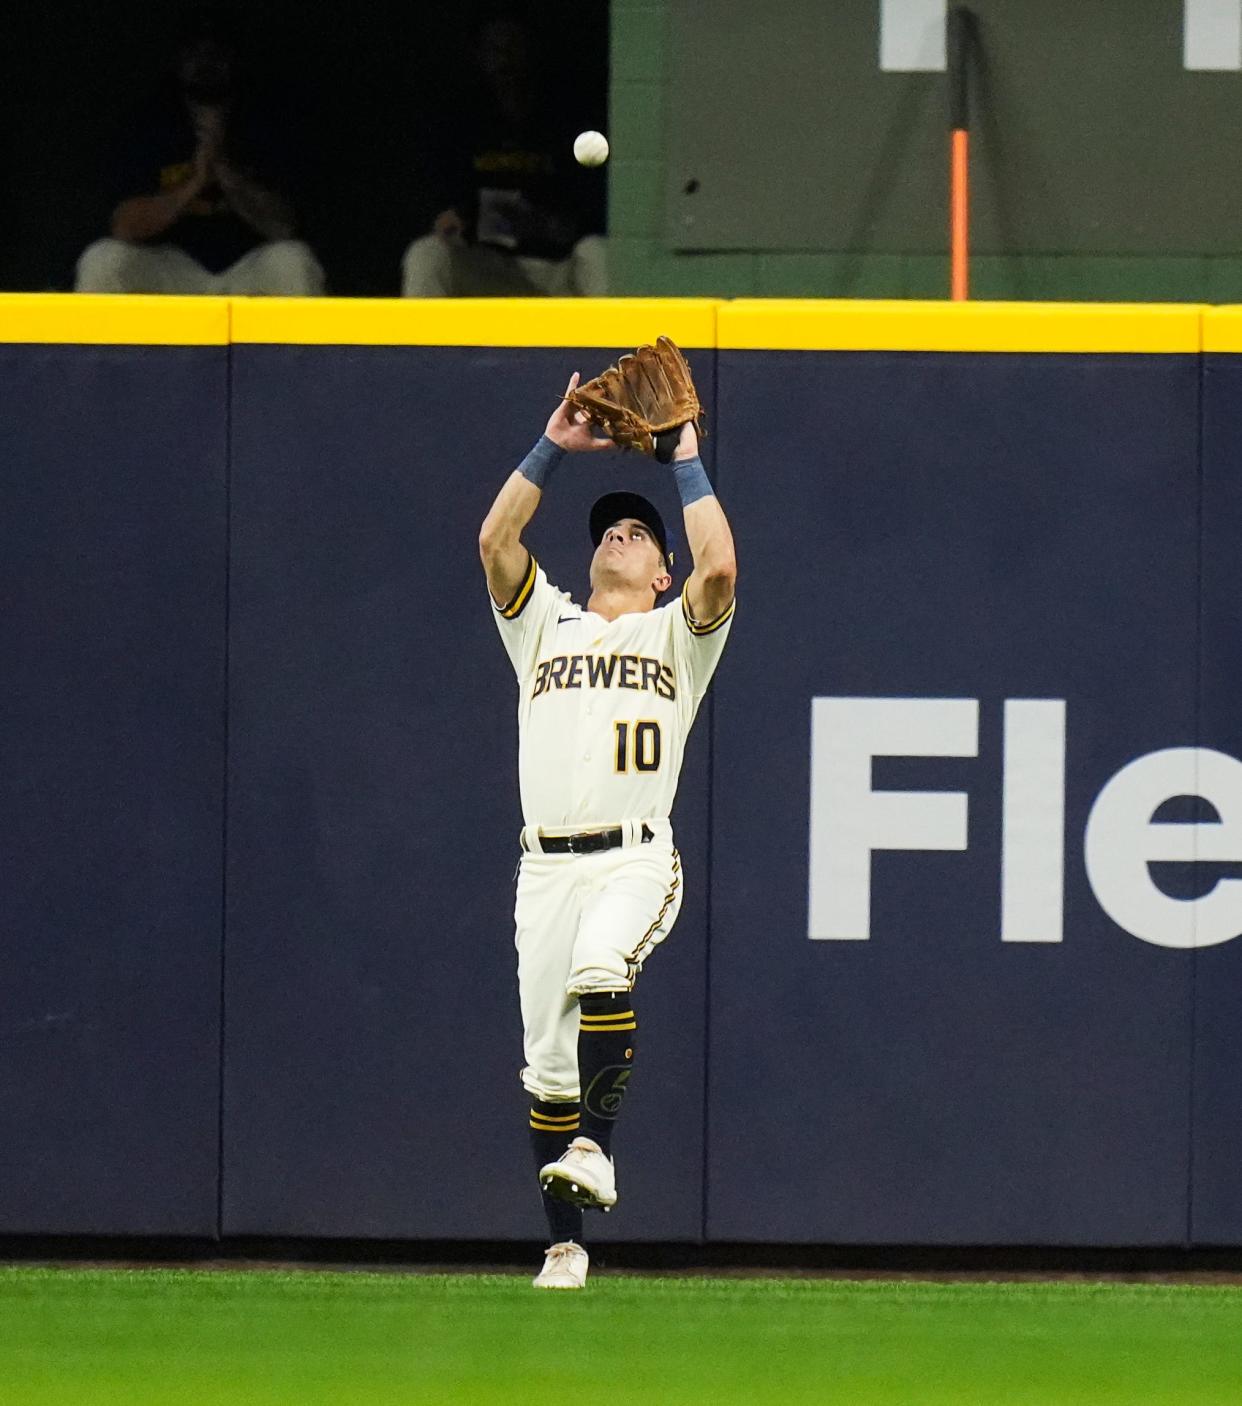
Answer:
[{"xmin": 608, "ymin": 0, "xmax": 1242, "ymax": 303}]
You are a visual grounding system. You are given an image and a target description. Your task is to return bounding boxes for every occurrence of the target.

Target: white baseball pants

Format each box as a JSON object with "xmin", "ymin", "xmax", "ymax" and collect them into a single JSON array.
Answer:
[{"xmin": 514, "ymin": 819, "xmax": 682, "ymax": 1102}]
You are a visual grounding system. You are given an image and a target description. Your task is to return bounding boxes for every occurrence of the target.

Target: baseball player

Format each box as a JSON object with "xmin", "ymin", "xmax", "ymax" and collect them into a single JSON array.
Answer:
[{"xmin": 479, "ymin": 371, "xmax": 737, "ymax": 1289}]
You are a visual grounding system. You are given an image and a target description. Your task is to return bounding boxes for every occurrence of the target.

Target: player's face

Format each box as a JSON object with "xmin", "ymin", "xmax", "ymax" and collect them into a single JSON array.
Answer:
[{"xmin": 591, "ymin": 518, "xmax": 670, "ymax": 600}]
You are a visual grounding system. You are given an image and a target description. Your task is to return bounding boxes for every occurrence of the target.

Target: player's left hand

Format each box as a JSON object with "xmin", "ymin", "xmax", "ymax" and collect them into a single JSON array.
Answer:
[
  {"xmin": 673, "ymin": 419, "xmax": 699, "ymax": 461},
  {"xmin": 546, "ymin": 373, "xmax": 615, "ymax": 453}
]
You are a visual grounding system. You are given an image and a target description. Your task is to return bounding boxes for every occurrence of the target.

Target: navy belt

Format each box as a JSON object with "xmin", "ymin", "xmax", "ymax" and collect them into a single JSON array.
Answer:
[{"xmin": 535, "ymin": 823, "xmax": 654, "ymax": 855}]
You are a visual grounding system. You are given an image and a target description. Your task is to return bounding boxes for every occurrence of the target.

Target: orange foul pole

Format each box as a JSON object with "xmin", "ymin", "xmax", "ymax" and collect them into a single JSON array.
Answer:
[
  {"xmin": 948, "ymin": 7, "xmax": 973, "ymax": 301},
  {"xmin": 950, "ymin": 129, "xmax": 969, "ymax": 300}
]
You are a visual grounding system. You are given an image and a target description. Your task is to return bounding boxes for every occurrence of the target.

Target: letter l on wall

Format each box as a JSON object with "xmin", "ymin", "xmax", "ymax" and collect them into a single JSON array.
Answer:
[{"xmin": 1001, "ymin": 700, "xmax": 1067, "ymax": 943}]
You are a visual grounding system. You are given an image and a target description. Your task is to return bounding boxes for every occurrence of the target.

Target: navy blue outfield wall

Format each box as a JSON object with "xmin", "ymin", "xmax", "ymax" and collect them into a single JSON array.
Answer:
[
  {"xmin": 1192, "ymin": 346, "xmax": 1242, "ymax": 1246},
  {"xmin": 0, "ymin": 334, "xmax": 227, "ymax": 1235},
  {"xmin": 5, "ymin": 295, "xmax": 1242, "ymax": 1245},
  {"xmin": 708, "ymin": 348, "xmax": 1198, "ymax": 1244}
]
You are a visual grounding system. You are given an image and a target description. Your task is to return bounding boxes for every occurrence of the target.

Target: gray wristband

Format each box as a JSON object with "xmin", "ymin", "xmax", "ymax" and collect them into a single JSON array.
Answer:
[
  {"xmin": 671, "ymin": 454, "xmax": 714, "ymax": 509},
  {"xmin": 518, "ymin": 436, "xmax": 566, "ymax": 490}
]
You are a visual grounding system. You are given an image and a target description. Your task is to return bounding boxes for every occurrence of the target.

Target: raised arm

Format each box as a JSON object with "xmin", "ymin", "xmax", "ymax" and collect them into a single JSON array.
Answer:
[
  {"xmin": 479, "ymin": 372, "xmax": 612, "ymax": 607},
  {"xmin": 673, "ymin": 422, "xmax": 737, "ymax": 624},
  {"xmin": 479, "ymin": 470, "xmax": 542, "ymax": 608}
]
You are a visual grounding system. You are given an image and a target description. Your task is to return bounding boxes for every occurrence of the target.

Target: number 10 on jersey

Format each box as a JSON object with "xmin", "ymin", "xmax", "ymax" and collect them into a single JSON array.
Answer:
[{"xmin": 614, "ymin": 720, "xmax": 662, "ymax": 773}]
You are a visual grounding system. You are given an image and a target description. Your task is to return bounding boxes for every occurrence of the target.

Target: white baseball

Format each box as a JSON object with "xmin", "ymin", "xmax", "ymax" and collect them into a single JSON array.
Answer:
[{"xmin": 573, "ymin": 130, "xmax": 609, "ymax": 167}]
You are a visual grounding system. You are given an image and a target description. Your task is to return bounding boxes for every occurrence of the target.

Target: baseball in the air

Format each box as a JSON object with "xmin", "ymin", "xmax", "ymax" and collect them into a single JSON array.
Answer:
[{"xmin": 573, "ymin": 130, "xmax": 609, "ymax": 167}]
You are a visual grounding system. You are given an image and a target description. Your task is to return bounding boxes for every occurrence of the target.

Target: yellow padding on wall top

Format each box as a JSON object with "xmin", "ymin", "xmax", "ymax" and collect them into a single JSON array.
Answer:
[
  {"xmin": 0, "ymin": 294, "xmax": 1214, "ymax": 353},
  {"xmin": 230, "ymin": 296, "xmax": 719, "ymax": 348},
  {"xmin": 1202, "ymin": 307, "xmax": 1242, "ymax": 352},
  {"xmin": 0, "ymin": 294, "xmax": 229, "ymax": 344},
  {"xmin": 718, "ymin": 299, "xmax": 1205, "ymax": 354}
]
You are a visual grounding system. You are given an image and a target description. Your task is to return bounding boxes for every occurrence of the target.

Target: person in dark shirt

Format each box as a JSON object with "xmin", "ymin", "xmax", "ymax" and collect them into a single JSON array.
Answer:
[
  {"xmin": 76, "ymin": 9, "xmax": 323, "ymax": 295},
  {"xmin": 402, "ymin": 14, "xmax": 606, "ymax": 297}
]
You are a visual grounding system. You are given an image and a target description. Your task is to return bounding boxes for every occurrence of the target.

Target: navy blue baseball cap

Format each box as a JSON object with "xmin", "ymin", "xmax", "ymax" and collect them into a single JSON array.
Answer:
[{"xmin": 590, "ymin": 491, "xmax": 675, "ymax": 570}]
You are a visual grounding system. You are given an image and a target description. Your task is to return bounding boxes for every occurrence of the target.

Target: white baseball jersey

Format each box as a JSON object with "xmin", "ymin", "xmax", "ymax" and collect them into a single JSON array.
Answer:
[{"xmin": 492, "ymin": 554, "xmax": 734, "ymax": 829}]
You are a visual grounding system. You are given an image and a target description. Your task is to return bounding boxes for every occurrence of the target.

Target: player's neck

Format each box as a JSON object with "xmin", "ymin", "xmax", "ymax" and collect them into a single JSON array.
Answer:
[{"xmin": 587, "ymin": 585, "xmax": 654, "ymax": 621}]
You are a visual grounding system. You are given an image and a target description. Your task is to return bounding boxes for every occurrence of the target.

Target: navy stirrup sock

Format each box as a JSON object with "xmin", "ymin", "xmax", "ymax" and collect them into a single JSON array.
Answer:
[
  {"xmin": 576, "ymin": 992, "xmax": 638, "ymax": 1157},
  {"xmin": 529, "ymin": 1098, "xmax": 583, "ymax": 1244}
]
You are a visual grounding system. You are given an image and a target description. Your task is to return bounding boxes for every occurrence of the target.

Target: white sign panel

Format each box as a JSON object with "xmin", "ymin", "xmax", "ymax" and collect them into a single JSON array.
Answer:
[
  {"xmin": 880, "ymin": 0, "xmax": 948, "ymax": 72},
  {"xmin": 1185, "ymin": 0, "xmax": 1242, "ymax": 70}
]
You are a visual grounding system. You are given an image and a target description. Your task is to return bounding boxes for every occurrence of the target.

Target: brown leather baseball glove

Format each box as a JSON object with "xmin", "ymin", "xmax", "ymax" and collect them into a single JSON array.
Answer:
[{"xmin": 565, "ymin": 336, "xmax": 705, "ymax": 463}]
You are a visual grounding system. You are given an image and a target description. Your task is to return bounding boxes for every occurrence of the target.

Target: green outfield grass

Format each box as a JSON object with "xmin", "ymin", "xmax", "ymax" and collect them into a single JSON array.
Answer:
[{"xmin": 1, "ymin": 1266, "xmax": 1240, "ymax": 1404}]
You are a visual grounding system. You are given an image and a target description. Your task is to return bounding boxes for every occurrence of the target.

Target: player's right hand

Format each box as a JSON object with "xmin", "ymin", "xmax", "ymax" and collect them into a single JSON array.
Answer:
[{"xmin": 545, "ymin": 373, "xmax": 615, "ymax": 453}]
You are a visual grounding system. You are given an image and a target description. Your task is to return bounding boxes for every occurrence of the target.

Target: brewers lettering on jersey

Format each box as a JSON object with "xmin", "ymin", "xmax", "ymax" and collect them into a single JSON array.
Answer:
[{"xmin": 479, "ymin": 369, "xmax": 737, "ymax": 1290}]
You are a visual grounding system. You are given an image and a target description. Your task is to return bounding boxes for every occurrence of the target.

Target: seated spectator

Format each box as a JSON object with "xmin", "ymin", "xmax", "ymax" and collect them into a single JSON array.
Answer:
[
  {"xmin": 402, "ymin": 14, "xmax": 606, "ymax": 298},
  {"xmin": 77, "ymin": 8, "xmax": 324, "ymax": 296}
]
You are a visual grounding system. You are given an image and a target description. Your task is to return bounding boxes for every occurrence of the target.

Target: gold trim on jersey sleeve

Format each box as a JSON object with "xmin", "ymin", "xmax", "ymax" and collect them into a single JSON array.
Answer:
[
  {"xmin": 682, "ymin": 592, "xmax": 736, "ymax": 637},
  {"xmin": 497, "ymin": 553, "xmax": 537, "ymax": 620}
]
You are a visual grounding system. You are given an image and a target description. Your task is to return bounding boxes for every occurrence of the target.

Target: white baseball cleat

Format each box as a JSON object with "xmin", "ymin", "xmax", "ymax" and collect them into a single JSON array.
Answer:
[
  {"xmin": 532, "ymin": 1240, "xmax": 589, "ymax": 1290},
  {"xmin": 539, "ymin": 1136, "xmax": 618, "ymax": 1210}
]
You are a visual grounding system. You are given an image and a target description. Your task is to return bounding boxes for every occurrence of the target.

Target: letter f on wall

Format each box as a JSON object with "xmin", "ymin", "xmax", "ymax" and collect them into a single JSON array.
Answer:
[{"xmin": 808, "ymin": 698, "xmax": 978, "ymax": 939}]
